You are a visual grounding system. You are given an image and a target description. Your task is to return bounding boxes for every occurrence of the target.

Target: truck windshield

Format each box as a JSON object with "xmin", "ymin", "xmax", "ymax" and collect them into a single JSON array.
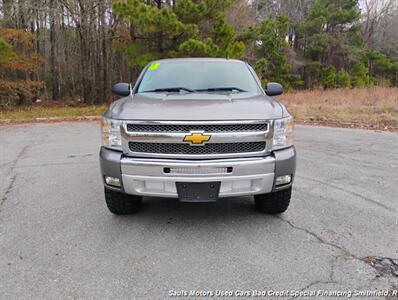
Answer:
[{"xmin": 136, "ymin": 61, "xmax": 260, "ymax": 94}]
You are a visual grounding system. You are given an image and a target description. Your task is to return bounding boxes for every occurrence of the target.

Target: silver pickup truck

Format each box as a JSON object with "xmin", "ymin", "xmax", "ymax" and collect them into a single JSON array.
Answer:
[{"xmin": 100, "ymin": 58, "xmax": 296, "ymax": 215}]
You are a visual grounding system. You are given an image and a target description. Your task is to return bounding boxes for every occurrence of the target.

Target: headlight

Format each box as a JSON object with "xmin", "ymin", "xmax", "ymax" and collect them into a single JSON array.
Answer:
[
  {"xmin": 272, "ymin": 116, "xmax": 294, "ymax": 150},
  {"xmin": 101, "ymin": 117, "xmax": 122, "ymax": 150}
]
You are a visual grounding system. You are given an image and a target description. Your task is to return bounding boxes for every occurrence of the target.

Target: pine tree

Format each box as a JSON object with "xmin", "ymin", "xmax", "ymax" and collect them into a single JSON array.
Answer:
[
  {"xmin": 298, "ymin": 0, "xmax": 363, "ymax": 87},
  {"xmin": 112, "ymin": 0, "xmax": 244, "ymax": 70},
  {"xmin": 243, "ymin": 14, "xmax": 295, "ymax": 88},
  {"xmin": 336, "ymin": 69, "xmax": 351, "ymax": 88},
  {"xmin": 361, "ymin": 49, "xmax": 395, "ymax": 86},
  {"xmin": 352, "ymin": 62, "xmax": 369, "ymax": 87},
  {"xmin": 321, "ymin": 65, "xmax": 337, "ymax": 88},
  {"xmin": 299, "ymin": 0, "xmax": 362, "ymax": 64}
]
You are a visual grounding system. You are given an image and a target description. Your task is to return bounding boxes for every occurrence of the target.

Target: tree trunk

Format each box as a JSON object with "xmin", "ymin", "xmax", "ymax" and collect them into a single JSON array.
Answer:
[
  {"xmin": 49, "ymin": 0, "xmax": 60, "ymax": 100},
  {"xmin": 100, "ymin": 1, "xmax": 109, "ymax": 102},
  {"xmin": 2, "ymin": 0, "xmax": 14, "ymax": 27}
]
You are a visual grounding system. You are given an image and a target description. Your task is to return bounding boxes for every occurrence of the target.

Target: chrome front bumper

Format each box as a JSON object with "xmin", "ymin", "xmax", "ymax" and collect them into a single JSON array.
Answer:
[
  {"xmin": 100, "ymin": 146, "xmax": 296, "ymax": 198},
  {"xmin": 120, "ymin": 156, "xmax": 276, "ymax": 198}
]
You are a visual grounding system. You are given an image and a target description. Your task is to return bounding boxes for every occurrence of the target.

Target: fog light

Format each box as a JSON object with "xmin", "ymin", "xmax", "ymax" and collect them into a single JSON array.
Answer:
[
  {"xmin": 105, "ymin": 176, "xmax": 121, "ymax": 187},
  {"xmin": 276, "ymin": 175, "xmax": 291, "ymax": 186}
]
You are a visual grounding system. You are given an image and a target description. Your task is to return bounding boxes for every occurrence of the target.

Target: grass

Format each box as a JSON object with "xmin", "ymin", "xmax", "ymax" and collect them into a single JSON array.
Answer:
[
  {"xmin": 0, "ymin": 104, "xmax": 107, "ymax": 123},
  {"xmin": 279, "ymin": 87, "xmax": 398, "ymax": 128},
  {"xmin": 1, "ymin": 87, "xmax": 397, "ymax": 129}
]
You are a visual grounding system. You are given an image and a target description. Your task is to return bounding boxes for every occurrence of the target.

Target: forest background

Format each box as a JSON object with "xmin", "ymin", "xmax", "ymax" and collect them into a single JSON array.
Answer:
[{"xmin": 0, "ymin": 0, "xmax": 397, "ymax": 128}]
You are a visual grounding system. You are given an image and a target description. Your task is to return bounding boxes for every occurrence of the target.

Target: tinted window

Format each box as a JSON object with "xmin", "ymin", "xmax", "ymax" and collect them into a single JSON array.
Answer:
[{"xmin": 136, "ymin": 61, "xmax": 260, "ymax": 93}]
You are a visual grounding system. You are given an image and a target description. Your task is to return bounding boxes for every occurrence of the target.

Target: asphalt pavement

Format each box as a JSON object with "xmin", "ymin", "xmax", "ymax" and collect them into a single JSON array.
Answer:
[{"xmin": 0, "ymin": 123, "xmax": 397, "ymax": 299}]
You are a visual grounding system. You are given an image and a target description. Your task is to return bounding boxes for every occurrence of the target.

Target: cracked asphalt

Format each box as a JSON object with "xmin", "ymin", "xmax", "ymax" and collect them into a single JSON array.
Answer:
[{"xmin": 0, "ymin": 123, "xmax": 397, "ymax": 299}]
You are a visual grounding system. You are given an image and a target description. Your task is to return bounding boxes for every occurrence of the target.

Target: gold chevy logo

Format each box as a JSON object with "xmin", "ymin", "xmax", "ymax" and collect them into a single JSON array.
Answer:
[{"xmin": 183, "ymin": 132, "xmax": 211, "ymax": 145}]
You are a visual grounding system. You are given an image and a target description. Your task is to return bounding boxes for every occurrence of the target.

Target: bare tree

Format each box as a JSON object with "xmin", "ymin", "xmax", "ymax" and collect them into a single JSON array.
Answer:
[
  {"xmin": 253, "ymin": 0, "xmax": 313, "ymax": 22},
  {"xmin": 361, "ymin": 0, "xmax": 397, "ymax": 46}
]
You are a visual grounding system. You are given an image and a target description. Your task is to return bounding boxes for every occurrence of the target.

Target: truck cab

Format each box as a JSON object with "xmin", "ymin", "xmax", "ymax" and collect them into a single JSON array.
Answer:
[{"xmin": 100, "ymin": 58, "xmax": 296, "ymax": 214}]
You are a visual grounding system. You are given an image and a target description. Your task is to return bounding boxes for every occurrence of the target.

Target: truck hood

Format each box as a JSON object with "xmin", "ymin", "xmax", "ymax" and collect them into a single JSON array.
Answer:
[{"xmin": 105, "ymin": 92, "xmax": 286, "ymax": 121}]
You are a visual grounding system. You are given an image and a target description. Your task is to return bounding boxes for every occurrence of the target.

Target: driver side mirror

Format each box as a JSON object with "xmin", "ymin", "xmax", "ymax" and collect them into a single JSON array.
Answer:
[
  {"xmin": 265, "ymin": 82, "xmax": 283, "ymax": 96},
  {"xmin": 112, "ymin": 83, "xmax": 131, "ymax": 97}
]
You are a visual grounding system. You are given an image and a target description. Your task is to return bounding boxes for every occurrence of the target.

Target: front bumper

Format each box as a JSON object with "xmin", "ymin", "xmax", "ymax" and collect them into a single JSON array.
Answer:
[{"xmin": 99, "ymin": 146, "xmax": 296, "ymax": 198}]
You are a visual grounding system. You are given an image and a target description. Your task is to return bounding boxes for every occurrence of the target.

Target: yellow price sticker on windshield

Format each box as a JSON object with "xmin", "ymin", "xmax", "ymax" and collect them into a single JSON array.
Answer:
[{"xmin": 148, "ymin": 62, "xmax": 160, "ymax": 71}]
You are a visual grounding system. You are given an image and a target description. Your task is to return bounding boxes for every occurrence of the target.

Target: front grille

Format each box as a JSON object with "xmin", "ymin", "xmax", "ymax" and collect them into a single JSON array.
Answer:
[
  {"xmin": 126, "ymin": 123, "xmax": 268, "ymax": 133},
  {"xmin": 129, "ymin": 142, "xmax": 266, "ymax": 155}
]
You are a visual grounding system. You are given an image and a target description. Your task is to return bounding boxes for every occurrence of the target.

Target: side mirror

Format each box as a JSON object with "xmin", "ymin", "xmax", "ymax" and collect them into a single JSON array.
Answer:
[
  {"xmin": 112, "ymin": 83, "xmax": 131, "ymax": 97},
  {"xmin": 265, "ymin": 82, "xmax": 283, "ymax": 96}
]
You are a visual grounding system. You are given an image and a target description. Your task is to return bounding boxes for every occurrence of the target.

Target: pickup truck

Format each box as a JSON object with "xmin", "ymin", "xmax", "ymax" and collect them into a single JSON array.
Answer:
[{"xmin": 100, "ymin": 58, "xmax": 296, "ymax": 215}]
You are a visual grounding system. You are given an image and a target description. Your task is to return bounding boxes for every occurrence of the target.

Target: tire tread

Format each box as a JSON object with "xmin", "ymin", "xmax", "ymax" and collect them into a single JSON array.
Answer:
[
  {"xmin": 105, "ymin": 188, "xmax": 142, "ymax": 215},
  {"xmin": 254, "ymin": 187, "xmax": 292, "ymax": 214}
]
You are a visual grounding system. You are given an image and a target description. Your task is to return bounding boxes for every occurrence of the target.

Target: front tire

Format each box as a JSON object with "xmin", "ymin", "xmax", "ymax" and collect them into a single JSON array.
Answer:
[
  {"xmin": 104, "ymin": 187, "xmax": 142, "ymax": 215},
  {"xmin": 254, "ymin": 187, "xmax": 292, "ymax": 214}
]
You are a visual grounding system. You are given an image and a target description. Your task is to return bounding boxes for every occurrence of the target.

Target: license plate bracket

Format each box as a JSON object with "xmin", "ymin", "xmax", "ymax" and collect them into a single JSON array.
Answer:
[{"xmin": 176, "ymin": 182, "xmax": 221, "ymax": 202}]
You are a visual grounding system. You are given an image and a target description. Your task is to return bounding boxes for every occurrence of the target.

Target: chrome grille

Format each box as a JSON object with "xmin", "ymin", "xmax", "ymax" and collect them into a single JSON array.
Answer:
[
  {"xmin": 129, "ymin": 142, "xmax": 266, "ymax": 155},
  {"xmin": 126, "ymin": 123, "xmax": 268, "ymax": 133}
]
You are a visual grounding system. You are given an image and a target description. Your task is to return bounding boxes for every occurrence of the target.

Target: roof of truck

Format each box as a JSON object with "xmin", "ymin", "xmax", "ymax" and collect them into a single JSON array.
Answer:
[{"xmin": 150, "ymin": 58, "xmax": 246, "ymax": 64}]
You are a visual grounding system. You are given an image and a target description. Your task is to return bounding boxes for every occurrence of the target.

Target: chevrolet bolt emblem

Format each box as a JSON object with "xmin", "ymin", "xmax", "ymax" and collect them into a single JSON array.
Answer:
[{"xmin": 183, "ymin": 132, "xmax": 211, "ymax": 145}]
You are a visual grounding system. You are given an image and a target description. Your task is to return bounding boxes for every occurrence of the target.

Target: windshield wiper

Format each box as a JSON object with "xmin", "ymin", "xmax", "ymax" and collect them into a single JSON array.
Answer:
[
  {"xmin": 196, "ymin": 87, "xmax": 247, "ymax": 93},
  {"xmin": 141, "ymin": 87, "xmax": 195, "ymax": 93}
]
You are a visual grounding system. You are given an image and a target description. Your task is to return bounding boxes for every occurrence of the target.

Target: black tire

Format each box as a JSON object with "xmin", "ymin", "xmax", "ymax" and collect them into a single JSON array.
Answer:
[
  {"xmin": 254, "ymin": 187, "xmax": 292, "ymax": 214},
  {"xmin": 104, "ymin": 187, "xmax": 142, "ymax": 215}
]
